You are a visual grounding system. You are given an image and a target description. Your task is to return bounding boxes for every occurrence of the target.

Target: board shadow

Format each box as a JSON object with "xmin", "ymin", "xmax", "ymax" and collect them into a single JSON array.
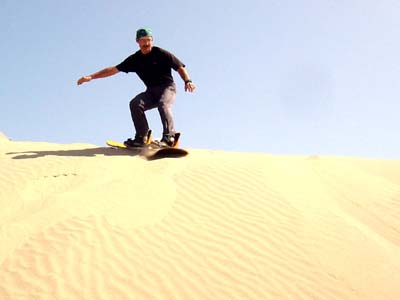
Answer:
[{"xmin": 6, "ymin": 147, "xmax": 142, "ymax": 159}]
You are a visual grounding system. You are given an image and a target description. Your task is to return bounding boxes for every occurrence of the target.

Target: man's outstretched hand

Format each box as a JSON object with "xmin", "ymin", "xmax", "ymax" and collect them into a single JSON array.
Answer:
[
  {"xmin": 77, "ymin": 76, "xmax": 92, "ymax": 85},
  {"xmin": 185, "ymin": 81, "xmax": 196, "ymax": 92}
]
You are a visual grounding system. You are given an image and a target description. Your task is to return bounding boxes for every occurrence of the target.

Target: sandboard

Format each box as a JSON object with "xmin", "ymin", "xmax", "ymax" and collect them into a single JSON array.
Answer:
[{"xmin": 106, "ymin": 139, "xmax": 188, "ymax": 159}]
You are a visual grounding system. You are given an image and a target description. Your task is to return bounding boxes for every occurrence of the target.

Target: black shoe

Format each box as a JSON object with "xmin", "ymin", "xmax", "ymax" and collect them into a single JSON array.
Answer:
[
  {"xmin": 124, "ymin": 131, "xmax": 152, "ymax": 147},
  {"xmin": 124, "ymin": 137, "xmax": 146, "ymax": 147},
  {"xmin": 160, "ymin": 132, "xmax": 180, "ymax": 147}
]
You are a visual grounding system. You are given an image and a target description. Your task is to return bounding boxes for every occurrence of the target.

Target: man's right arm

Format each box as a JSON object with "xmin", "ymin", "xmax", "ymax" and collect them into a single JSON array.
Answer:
[{"xmin": 77, "ymin": 66, "xmax": 120, "ymax": 85}]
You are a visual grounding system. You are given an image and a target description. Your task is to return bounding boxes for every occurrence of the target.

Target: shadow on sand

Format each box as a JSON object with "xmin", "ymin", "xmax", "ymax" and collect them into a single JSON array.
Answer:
[{"xmin": 6, "ymin": 147, "xmax": 142, "ymax": 160}]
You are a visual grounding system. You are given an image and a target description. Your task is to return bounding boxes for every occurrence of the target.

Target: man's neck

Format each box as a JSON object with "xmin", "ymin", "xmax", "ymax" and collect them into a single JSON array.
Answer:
[{"xmin": 140, "ymin": 47, "xmax": 153, "ymax": 55}]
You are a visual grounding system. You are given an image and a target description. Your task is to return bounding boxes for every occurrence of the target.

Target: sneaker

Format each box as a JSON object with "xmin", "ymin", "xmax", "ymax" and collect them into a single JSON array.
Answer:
[
  {"xmin": 160, "ymin": 132, "xmax": 180, "ymax": 147},
  {"xmin": 124, "ymin": 130, "xmax": 152, "ymax": 147},
  {"xmin": 124, "ymin": 137, "xmax": 146, "ymax": 147}
]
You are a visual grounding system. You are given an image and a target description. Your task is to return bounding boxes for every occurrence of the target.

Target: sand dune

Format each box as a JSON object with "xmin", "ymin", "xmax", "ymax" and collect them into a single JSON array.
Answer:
[
  {"xmin": 0, "ymin": 132, "xmax": 10, "ymax": 142},
  {"xmin": 1, "ymin": 139, "xmax": 399, "ymax": 300}
]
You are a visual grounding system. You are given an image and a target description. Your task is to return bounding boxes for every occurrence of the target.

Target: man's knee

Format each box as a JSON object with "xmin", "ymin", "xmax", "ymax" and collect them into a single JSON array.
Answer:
[
  {"xmin": 158, "ymin": 101, "xmax": 173, "ymax": 114},
  {"xmin": 130, "ymin": 98, "xmax": 143, "ymax": 112}
]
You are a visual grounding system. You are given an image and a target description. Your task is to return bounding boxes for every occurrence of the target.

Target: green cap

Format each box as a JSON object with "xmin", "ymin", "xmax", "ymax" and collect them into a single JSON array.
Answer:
[{"xmin": 136, "ymin": 28, "xmax": 153, "ymax": 39}]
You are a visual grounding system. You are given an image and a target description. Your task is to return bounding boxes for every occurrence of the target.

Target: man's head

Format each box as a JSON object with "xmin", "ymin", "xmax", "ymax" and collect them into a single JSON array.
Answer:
[
  {"xmin": 136, "ymin": 28, "xmax": 153, "ymax": 54},
  {"xmin": 136, "ymin": 28, "xmax": 152, "ymax": 39}
]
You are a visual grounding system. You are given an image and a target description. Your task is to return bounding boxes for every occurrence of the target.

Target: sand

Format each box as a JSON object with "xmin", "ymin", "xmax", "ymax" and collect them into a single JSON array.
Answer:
[{"xmin": 1, "ymin": 136, "xmax": 400, "ymax": 300}]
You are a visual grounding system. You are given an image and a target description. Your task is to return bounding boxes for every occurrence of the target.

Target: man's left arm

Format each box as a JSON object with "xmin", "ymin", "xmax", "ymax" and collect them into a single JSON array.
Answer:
[{"xmin": 177, "ymin": 66, "xmax": 196, "ymax": 92}]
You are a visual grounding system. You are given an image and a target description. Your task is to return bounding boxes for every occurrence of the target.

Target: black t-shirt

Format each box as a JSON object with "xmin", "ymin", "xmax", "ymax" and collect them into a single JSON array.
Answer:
[{"xmin": 116, "ymin": 47, "xmax": 185, "ymax": 87}]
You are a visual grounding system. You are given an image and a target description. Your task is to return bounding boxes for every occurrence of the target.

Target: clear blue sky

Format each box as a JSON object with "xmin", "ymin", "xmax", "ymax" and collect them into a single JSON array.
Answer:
[{"xmin": 1, "ymin": 0, "xmax": 399, "ymax": 158}]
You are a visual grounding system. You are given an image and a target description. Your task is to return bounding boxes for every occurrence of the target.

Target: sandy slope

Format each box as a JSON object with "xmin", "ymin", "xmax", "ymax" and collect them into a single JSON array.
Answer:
[{"xmin": 1, "ymin": 138, "xmax": 400, "ymax": 300}]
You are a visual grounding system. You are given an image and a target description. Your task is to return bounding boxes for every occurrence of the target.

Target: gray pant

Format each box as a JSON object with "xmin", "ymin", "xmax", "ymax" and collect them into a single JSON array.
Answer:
[{"xmin": 129, "ymin": 83, "xmax": 176, "ymax": 138}]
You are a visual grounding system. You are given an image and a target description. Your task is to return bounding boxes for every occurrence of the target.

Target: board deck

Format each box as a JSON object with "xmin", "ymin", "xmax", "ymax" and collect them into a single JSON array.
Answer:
[{"xmin": 106, "ymin": 140, "xmax": 188, "ymax": 159}]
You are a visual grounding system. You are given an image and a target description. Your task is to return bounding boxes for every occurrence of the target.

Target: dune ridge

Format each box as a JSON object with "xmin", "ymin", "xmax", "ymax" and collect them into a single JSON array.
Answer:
[
  {"xmin": 0, "ymin": 132, "xmax": 10, "ymax": 142},
  {"xmin": 1, "ymin": 140, "xmax": 399, "ymax": 300}
]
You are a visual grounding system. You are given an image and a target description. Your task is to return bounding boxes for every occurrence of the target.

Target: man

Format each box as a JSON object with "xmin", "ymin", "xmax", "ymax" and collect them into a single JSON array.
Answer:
[{"xmin": 77, "ymin": 28, "xmax": 196, "ymax": 147}]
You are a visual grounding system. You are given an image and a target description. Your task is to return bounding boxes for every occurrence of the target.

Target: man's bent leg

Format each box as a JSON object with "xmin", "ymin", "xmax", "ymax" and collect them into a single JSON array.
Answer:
[
  {"xmin": 158, "ymin": 84, "xmax": 177, "ymax": 137},
  {"xmin": 129, "ymin": 92, "xmax": 155, "ymax": 138}
]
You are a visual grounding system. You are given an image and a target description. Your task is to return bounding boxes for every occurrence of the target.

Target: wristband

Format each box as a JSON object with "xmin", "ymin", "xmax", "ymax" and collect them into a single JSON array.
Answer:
[{"xmin": 185, "ymin": 79, "xmax": 192, "ymax": 84}]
